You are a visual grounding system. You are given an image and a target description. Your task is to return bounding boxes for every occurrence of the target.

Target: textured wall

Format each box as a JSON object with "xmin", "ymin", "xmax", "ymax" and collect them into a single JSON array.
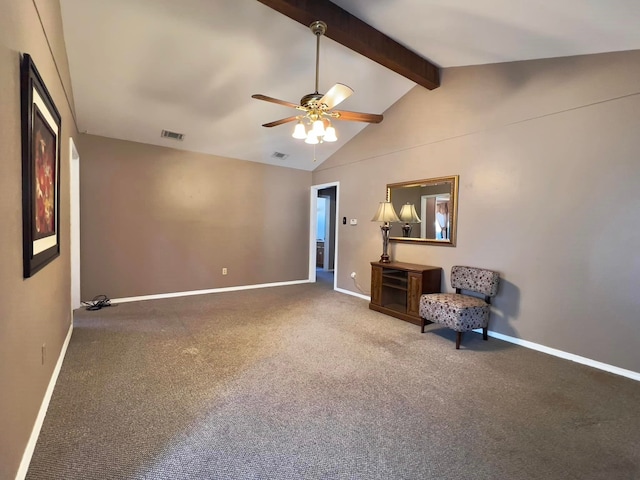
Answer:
[
  {"xmin": 78, "ymin": 134, "xmax": 312, "ymax": 299},
  {"xmin": 0, "ymin": 0, "xmax": 77, "ymax": 477},
  {"xmin": 313, "ymin": 50, "xmax": 640, "ymax": 373}
]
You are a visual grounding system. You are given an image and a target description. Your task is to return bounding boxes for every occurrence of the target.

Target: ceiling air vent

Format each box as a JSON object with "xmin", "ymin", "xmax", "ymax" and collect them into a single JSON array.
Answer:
[
  {"xmin": 161, "ymin": 129, "xmax": 185, "ymax": 141},
  {"xmin": 271, "ymin": 151, "xmax": 289, "ymax": 160}
]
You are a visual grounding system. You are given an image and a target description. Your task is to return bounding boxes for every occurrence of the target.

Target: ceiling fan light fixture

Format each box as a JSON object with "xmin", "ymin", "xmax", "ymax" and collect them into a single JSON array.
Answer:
[
  {"xmin": 312, "ymin": 118, "xmax": 325, "ymax": 136},
  {"xmin": 292, "ymin": 121, "xmax": 307, "ymax": 139},
  {"xmin": 323, "ymin": 125, "xmax": 337, "ymax": 142},
  {"xmin": 252, "ymin": 20, "xmax": 382, "ymax": 153},
  {"xmin": 305, "ymin": 132, "xmax": 319, "ymax": 145}
]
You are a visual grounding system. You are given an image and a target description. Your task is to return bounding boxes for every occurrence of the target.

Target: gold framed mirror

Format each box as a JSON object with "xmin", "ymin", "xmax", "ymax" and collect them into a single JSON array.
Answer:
[{"xmin": 387, "ymin": 175, "xmax": 459, "ymax": 246}]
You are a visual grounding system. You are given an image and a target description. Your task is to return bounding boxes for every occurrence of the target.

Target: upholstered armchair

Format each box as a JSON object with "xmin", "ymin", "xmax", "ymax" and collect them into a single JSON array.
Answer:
[{"xmin": 419, "ymin": 266, "xmax": 500, "ymax": 349}]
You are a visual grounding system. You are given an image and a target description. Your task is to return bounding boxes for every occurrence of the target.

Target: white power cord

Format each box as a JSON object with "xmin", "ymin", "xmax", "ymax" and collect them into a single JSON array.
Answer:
[{"xmin": 350, "ymin": 272, "xmax": 369, "ymax": 295}]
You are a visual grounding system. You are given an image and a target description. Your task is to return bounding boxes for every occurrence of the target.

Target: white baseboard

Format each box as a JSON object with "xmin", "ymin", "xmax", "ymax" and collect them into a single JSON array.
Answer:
[
  {"xmin": 335, "ymin": 288, "xmax": 639, "ymax": 381},
  {"xmin": 110, "ymin": 279, "xmax": 310, "ymax": 304},
  {"xmin": 328, "ymin": 288, "xmax": 640, "ymax": 382},
  {"xmin": 472, "ymin": 329, "xmax": 640, "ymax": 382},
  {"xmin": 335, "ymin": 287, "xmax": 370, "ymax": 301},
  {"xmin": 16, "ymin": 323, "xmax": 73, "ymax": 480}
]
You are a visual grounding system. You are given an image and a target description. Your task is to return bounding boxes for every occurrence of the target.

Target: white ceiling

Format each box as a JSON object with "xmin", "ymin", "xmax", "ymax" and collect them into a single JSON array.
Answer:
[{"xmin": 59, "ymin": 0, "xmax": 640, "ymax": 171}]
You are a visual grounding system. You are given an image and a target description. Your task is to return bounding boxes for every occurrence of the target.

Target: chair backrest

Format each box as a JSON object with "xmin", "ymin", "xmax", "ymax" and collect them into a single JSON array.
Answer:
[{"xmin": 450, "ymin": 266, "xmax": 500, "ymax": 297}]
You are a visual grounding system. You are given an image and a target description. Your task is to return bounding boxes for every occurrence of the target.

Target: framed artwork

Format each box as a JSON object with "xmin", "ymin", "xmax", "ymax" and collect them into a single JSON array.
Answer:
[{"xmin": 21, "ymin": 54, "xmax": 62, "ymax": 278}]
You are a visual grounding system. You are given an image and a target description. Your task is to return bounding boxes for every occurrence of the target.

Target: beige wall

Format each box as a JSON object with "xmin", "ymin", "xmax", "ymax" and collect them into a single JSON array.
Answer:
[
  {"xmin": 78, "ymin": 134, "xmax": 312, "ymax": 299},
  {"xmin": 313, "ymin": 50, "xmax": 640, "ymax": 373},
  {"xmin": 0, "ymin": 0, "xmax": 77, "ymax": 477}
]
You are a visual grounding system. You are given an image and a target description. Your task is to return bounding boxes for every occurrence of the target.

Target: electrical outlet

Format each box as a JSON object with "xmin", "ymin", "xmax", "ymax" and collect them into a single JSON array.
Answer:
[
  {"xmin": 350, "ymin": 272, "xmax": 357, "ymax": 278},
  {"xmin": 41, "ymin": 344, "xmax": 46, "ymax": 365},
  {"xmin": 222, "ymin": 267, "xmax": 228, "ymax": 275}
]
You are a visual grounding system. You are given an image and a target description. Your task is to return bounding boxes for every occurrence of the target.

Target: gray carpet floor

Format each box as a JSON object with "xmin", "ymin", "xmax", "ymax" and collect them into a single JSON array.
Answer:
[{"xmin": 27, "ymin": 281, "xmax": 640, "ymax": 479}]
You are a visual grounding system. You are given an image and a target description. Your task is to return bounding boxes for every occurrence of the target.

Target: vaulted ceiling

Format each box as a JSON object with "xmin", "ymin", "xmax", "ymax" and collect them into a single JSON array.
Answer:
[{"xmin": 59, "ymin": 0, "xmax": 640, "ymax": 171}]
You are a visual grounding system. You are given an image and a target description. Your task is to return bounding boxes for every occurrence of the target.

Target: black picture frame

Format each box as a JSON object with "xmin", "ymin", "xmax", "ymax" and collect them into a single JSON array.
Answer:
[{"xmin": 21, "ymin": 54, "xmax": 62, "ymax": 278}]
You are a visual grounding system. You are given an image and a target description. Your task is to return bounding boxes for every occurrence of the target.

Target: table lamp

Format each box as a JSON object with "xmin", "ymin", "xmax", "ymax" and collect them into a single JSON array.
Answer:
[{"xmin": 371, "ymin": 201, "xmax": 400, "ymax": 263}]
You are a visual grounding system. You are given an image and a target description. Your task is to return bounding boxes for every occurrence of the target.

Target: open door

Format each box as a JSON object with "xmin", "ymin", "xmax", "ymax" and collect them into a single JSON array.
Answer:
[{"xmin": 309, "ymin": 182, "xmax": 339, "ymax": 288}]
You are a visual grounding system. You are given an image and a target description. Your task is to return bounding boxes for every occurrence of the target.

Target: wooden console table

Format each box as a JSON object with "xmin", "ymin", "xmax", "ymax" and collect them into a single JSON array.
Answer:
[{"xmin": 369, "ymin": 261, "xmax": 442, "ymax": 325}]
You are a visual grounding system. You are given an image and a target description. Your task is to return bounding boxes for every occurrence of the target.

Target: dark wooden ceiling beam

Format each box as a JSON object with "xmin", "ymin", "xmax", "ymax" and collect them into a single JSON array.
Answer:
[{"xmin": 256, "ymin": 0, "xmax": 440, "ymax": 90}]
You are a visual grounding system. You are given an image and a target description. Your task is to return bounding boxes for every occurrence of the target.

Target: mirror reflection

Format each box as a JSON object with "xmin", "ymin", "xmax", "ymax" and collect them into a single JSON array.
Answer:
[{"xmin": 387, "ymin": 175, "xmax": 459, "ymax": 246}]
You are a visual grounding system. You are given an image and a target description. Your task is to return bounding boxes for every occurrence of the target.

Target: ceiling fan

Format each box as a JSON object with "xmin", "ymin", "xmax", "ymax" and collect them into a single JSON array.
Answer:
[{"xmin": 251, "ymin": 20, "xmax": 383, "ymax": 144}]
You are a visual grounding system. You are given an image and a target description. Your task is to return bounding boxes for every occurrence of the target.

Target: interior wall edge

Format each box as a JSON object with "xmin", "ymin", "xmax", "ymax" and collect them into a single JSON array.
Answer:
[{"xmin": 32, "ymin": 0, "xmax": 78, "ymax": 130}]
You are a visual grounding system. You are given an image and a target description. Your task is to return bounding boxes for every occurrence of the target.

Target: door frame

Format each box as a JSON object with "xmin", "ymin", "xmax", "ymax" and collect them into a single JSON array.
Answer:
[
  {"xmin": 309, "ymin": 181, "xmax": 339, "ymax": 289},
  {"xmin": 70, "ymin": 138, "xmax": 81, "ymax": 310}
]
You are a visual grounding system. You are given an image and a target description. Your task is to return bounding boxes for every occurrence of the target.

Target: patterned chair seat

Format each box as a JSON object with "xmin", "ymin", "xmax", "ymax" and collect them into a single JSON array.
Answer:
[{"xmin": 419, "ymin": 266, "xmax": 500, "ymax": 349}]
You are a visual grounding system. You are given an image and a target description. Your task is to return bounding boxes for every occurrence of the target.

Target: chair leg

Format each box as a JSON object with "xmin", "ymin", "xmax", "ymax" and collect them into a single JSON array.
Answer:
[
  {"xmin": 420, "ymin": 318, "xmax": 425, "ymax": 333},
  {"xmin": 456, "ymin": 332, "xmax": 462, "ymax": 349},
  {"xmin": 483, "ymin": 327, "xmax": 488, "ymax": 341}
]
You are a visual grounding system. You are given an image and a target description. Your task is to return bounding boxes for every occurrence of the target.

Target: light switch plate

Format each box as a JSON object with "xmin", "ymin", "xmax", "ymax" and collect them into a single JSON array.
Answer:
[{"xmin": 349, "ymin": 219, "xmax": 358, "ymax": 225}]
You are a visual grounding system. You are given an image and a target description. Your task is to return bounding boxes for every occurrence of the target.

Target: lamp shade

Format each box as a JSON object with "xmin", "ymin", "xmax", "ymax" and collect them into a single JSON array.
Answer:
[
  {"xmin": 371, "ymin": 201, "xmax": 400, "ymax": 223},
  {"xmin": 323, "ymin": 125, "xmax": 337, "ymax": 142},
  {"xmin": 292, "ymin": 121, "xmax": 307, "ymax": 139},
  {"xmin": 399, "ymin": 203, "xmax": 421, "ymax": 223},
  {"xmin": 312, "ymin": 119, "xmax": 325, "ymax": 136},
  {"xmin": 305, "ymin": 132, "xmax": 319, "ymax": 144}
]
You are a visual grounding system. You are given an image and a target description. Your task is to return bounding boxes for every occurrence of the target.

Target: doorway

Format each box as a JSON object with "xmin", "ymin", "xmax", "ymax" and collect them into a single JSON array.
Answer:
[{"xmin": 309, "ymin": 182, "xmax": 338, "ymax": 289}]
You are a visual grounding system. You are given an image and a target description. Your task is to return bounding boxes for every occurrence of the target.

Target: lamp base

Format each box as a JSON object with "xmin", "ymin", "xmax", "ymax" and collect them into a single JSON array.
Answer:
[{"xmin": 379, "ymin": 223, "xmax": 392, "ymax": 263}]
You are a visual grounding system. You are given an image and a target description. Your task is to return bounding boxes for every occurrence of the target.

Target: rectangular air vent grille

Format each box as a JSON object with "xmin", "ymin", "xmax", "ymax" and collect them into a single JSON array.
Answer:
[
  {"xmin": 271, "ymin": 151, "xmax": 289, "ymax": 160},
  {"xmin": 161, "ymin": 129, "xmax": 185, "ymax": 141}
]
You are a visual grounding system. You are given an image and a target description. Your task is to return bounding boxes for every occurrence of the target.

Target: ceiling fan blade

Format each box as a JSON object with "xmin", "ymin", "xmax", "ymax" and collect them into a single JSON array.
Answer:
[
  {"xmin": 252, "ymin": 94, "xmax": 300, "ymax": 109},
  {"xmin": 333, "ymin": 110, "xmax": 383, "ymax": 124},
  {"xmin": 319, "ymin": 83, "xmax": 354, "ymax": 110},
  {"xmin": 262, "ymin": 116, "xmax": 299, "ymax": 128}
]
